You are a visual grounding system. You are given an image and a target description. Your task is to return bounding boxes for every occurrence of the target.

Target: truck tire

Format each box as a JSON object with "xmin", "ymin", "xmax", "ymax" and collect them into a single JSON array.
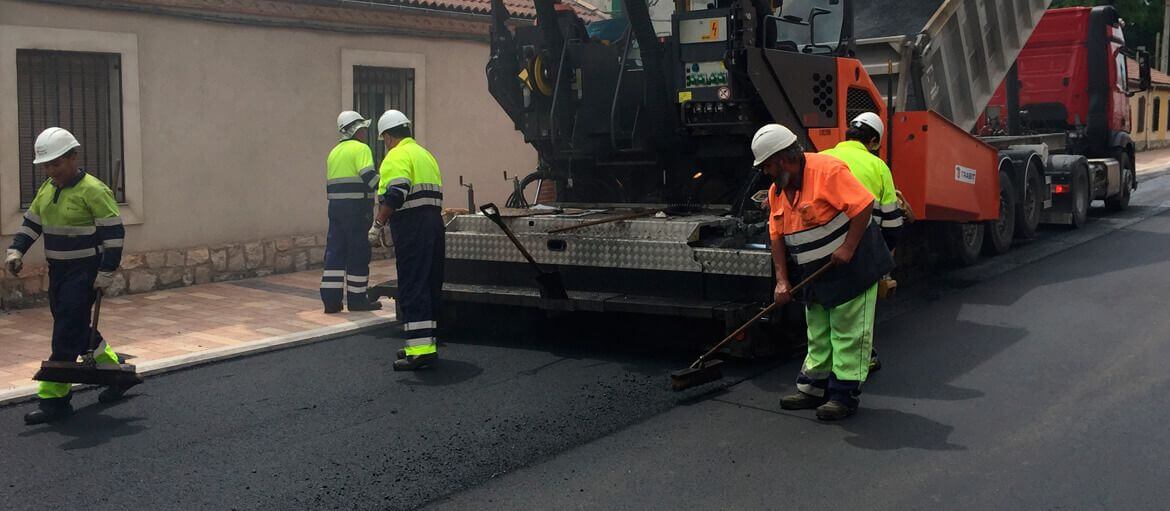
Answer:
[
  {"xmin": 984, "ymin": 170, "xmax": 1016, "ymax": 255},
  {"xmin": 946, "ymin": 222, "xmax": 984, "ymax": 266},
  {"xmin": 1014, "ymin": 163, "xmax": 1043, "ymax": 239},
  {"xmin": 1070, "ymin": 164, "xmax": 1090, "ymax": 229},
  {"xmin": 1105, "ymin": 152, "xmax": 1132, "ymax": 211}
]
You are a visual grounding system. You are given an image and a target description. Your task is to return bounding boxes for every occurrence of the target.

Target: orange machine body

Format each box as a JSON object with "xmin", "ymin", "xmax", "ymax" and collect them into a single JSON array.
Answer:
[
  {"xmin": 806, "ymin": 58, "xmax": 889, "ymax": 159},
  {"xmin": 889, "ymin": 111, "xmax": 1000, "ymax": 222},
  {"xmin": 807, "ymin": 58, "xmax": 1000, "ymax": 223}
]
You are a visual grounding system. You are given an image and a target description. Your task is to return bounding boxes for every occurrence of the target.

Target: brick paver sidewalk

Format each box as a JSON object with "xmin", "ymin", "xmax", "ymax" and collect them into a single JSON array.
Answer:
[
  {"xmin": 0, "ymin": 266, "xmax": 396, "ymax": 399},
  {"xmin": 1137, "ymin": 147, "xmax": 1170, "ymax": 174}
]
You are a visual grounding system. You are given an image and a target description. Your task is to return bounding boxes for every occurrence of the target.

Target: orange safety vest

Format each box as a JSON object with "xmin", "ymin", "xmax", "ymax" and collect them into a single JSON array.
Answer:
[{"xmin": 768, "ymin": 153, "xmax": 893, "ymax": 307}]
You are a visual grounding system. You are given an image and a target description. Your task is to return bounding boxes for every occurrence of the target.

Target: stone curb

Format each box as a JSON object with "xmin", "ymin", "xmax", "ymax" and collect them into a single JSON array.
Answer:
[
  {"xmin": 1138, "ymin": 166, "xmax": 1170, "ymax": 183},
  {"xmin": 0, "ymin": 314, "xmax": 398, "ymax": 408}
]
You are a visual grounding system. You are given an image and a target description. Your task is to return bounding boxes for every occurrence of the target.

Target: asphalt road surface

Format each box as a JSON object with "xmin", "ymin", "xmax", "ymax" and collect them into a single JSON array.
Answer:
[{"xmin": 4, "ymin": 174, "xmax": 1170, "ymax": 510}]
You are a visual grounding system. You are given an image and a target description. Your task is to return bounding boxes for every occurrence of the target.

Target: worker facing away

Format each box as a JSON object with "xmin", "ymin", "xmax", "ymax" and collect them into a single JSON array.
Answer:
[
  {"xmin": 754, "ymin": 123, "xmax": 894, "ymax": 421},
  {"xmin": 7, "ymin": 128, "xmax": 131, "ymax": 425},
  {"xmin": 821, "ymin": 112, "xmax": 904, "ymax": 372},
  {"xmin": 321, "ymin": 111, "xmax": 383, "ymax": 313},
  {"xmin": 369, "ymin": 110, "xmax": 444, "ymax": 371}
]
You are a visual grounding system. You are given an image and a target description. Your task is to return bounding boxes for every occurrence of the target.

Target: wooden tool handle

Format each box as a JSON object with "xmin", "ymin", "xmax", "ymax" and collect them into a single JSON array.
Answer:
[
  {"xmin": 547, "ymin": 210, "xmax": 655, "ymax": 234},
  {"xmin": 88, "ymin": 289, "xmax": 104, "ymax": 353},
  {"xmin": 481, "ymin": 203, "xmax": 543, "ymax": 269},
  {"xmin": 692, "ymin": 262, "xmax": 834, "ymax": 367}
]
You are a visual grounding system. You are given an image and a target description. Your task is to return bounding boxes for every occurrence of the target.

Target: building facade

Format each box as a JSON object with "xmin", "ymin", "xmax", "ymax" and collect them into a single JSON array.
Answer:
[
  {"xmin": 1129, "ymin": 57, "xmax": 1170, "ymax": 150},
  {"xmin": 0, "ymin": 0, "xmax": 600, "ymax": 307}
]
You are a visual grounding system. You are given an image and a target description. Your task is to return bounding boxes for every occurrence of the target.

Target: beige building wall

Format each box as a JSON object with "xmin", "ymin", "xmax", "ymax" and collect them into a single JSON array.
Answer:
[
  {"xmin": 1131, "ymin": 87, "xmax": 1170, "ymax": 150},
  {"xmin": 0, "ymin": 0, "xmax": 536, "ymax": 265}
]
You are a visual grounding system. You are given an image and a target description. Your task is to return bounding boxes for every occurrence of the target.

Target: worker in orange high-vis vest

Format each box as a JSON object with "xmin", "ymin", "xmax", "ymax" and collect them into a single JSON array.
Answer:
[{"xmin": 753, "ymin": 123, "xmax": 894, "ymax": 421}]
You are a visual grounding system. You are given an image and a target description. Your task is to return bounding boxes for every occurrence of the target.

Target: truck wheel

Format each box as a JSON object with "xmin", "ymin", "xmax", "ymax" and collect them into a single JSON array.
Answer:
[
  {"xmin": 1014, "ymin": 164, "xmax": 1043, "ymax": 239},
  {"xmin": 1070, "ymin": 165, "xmax": 1090, "ymax": 229},
  {"xmin": 1105, "ymin": 152, "xmax": 1132, "ymax": 211},
  {"xmin": 947, "ymin": 222, "xmax": 984, "ymax": 266},
  {"xmin": 984, "ymin": 170, "xmax": 1016, "ymax": 255}
]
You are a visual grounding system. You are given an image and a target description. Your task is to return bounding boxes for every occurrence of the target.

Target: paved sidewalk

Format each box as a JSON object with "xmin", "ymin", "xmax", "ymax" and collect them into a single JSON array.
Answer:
[
  {"xmin": 1137, "ymin": 147, "xmax": 1170, "ymax": 174},
  {"xmin": 0, "ymin": 265, "xmax": 396, "ymax": 402}
]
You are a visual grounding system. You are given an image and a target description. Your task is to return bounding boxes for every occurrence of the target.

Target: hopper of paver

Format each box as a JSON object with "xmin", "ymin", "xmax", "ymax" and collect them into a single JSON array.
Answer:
[{"xmin": 852, "ymin": 0, "xmax": 1051, "ymax": 131}]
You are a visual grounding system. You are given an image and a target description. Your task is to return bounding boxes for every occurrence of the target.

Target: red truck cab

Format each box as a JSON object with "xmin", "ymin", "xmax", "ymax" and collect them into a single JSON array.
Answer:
[{"xmin": 980, "ymin": 6, "xmax": 1142, "ymax": 161}]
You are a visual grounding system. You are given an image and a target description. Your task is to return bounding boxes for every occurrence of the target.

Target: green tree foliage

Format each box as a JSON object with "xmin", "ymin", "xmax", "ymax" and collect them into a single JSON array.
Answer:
[{"xmin": 1051, "ymin": 0, "xmax": 1165, "ymax": 51}]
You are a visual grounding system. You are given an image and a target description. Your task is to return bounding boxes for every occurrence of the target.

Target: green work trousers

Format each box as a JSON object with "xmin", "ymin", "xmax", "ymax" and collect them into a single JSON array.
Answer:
[{"xmin": 796, "ymin": 283, "xmax": 877, "ymax": 405}]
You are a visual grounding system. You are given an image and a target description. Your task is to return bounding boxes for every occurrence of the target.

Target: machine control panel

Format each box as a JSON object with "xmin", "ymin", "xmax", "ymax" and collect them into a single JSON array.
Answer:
[{"xmin": 684, "ymin": 61, "xmax": 728, "ymax": 88}]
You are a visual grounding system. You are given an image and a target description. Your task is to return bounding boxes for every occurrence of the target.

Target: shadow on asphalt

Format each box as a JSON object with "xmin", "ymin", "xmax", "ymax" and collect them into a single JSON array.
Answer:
[
  {"xmin": 864, "ymin": 300, "xmax": 1026, "ymax": 401},
  {"xmin": 954, "ymin": 216, "xmax": 1170, "ymax": 308},
  {"xmin": 836, "ymin": 407, "xmax": 966, "ymax": 451},
  {"xmin": 395, "ymin": 358, "xmax": 484, "ymax": 387},
  {"xmin": 433, "ymin": 304, "xmax": 736, "ymax": 377},
  {"xmin": 18, "ymin": 395, "xmax": 148, "ymax": 450}
]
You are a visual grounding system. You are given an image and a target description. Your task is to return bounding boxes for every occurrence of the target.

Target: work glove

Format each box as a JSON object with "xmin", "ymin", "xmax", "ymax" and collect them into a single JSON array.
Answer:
[
  {"xmin": 93, "ymin": 271, "xmax": 115, "ymax": 290},
  {"xmin": 368, "ymin": 222, "xmax": 387, "ymax": 248},
  {"xmin": 5, "ymin": 249, "xmax": 22, "ymax": 277},
  {"xmin": 895, "ymin": 190, "xmax": 915, "ymax": 224}
]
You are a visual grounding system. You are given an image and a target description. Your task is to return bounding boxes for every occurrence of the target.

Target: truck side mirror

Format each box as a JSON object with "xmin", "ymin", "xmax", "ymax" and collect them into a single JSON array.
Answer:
[{"xmin": 1138, "ymin": 49, "xmax": 1152, "ymax": 92}]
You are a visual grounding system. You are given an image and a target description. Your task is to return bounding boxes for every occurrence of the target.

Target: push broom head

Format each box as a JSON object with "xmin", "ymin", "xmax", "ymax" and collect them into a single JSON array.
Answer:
[
  {"xmin": 669, "ymin": 358, "xmax": 724, "ymax": 392},
  {"xmin": 34, "ymin": 361, "xmax": 143, "ymax": 387}
]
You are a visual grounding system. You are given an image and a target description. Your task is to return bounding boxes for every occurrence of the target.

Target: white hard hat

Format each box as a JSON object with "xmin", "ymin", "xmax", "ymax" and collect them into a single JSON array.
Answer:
[
  {"xmin": 337, "ymin": 111, "xmax": 371, "ymax": 140},
  {"xmin": 377, "ymin": 109, "xmax": 411, "ymax": 135},
  {"xmin": 751, "ymin": 124, "xmax": 798, "ymax": 167},
  {"xmin": 850, "ymin": 112, "xmax": 884, "ymax": 140},
  {"xmin": 33, "ymin": 127, "xmax": 81, "ymax": 164}
]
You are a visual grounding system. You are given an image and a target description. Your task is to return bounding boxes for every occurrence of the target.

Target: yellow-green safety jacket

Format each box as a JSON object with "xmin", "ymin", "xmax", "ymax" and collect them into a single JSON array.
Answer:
[
  {"xmin": 326, "ymin": 139, "xmax": 379, "ymax": 201},
  {"xmin": 821, "ymin": 140, "xmax": 903, "ymax": 248},
  {"xmin": 378, "ymin": 138, "xmax": 442, "ymax": 211},
  {"xmin": 10, "ymin": 171, "xmax": 124, "ymax": 270}
]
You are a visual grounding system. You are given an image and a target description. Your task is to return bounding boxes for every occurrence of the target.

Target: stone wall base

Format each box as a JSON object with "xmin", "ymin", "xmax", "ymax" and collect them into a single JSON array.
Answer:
[
  {"xmin": 0, "ymin": 233, "xmax": 393, "ymax": 310},
  {"xmin": 1136, "ymin": 139, "xmax": 1170, "ymax": 151},
  {"xmin": 0, "ymin": 209, "xmax": 466, "ymax": 310}
]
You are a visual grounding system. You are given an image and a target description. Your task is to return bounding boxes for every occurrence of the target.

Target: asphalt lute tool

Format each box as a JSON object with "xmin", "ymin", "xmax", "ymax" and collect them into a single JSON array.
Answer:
[
  {"xmin": 33, "ymin": 290, "xmax": 144, "ymax": 387},
  {"xmin": 670, "ymin": 262, "xmax": 834, "ymax": 391}
]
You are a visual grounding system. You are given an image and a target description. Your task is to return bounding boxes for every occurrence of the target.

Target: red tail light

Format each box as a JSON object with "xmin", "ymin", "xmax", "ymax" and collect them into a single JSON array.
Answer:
[{"xmin": 1053, "ymin": 184, "xmax": 1069, "ymax": 194}]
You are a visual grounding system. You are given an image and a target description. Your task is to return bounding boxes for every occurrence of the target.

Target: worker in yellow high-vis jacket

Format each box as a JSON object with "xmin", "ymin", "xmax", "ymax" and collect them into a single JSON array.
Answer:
[
  {"xmin": 821, "ymin": 112, "xmax": 904, "ymax": 372},
  {"xmin": 7, "ymin": 128, "xmax": 131, "ymax": 425},
  {"xmin": 321, "ymin": 111, "xmax": 382, "ymax": 313},
  {"xmin": 369, "ymin": 110, "xmax": 444, "ymax": 371}
]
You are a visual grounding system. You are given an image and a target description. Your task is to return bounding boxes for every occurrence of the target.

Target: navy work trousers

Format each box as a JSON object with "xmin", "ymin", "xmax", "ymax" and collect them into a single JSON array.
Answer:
[
  {"xmin": 388, "ymin": 206, "xmax": 444, "ymax": 355},
  {"xmin": 321, "ymin": 200, "xmax": 375, "ymax": 310}
]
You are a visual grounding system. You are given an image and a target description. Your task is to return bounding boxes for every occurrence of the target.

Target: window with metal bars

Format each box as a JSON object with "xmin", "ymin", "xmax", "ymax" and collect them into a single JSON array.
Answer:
[
  {"xmin": 1154, "ymin": 98, "xmax": 1161, "ymax": 133},
  {"xmin": 1137, "ymin": 97, "xmax": 1145, "ymax": 133},
  {"xmin": 353, "ymin": 66, "xmax": 415, "ymax": 166},
  {"xmin": 16, "ymin": 49, "xmax": 125, "ymax": 208}
]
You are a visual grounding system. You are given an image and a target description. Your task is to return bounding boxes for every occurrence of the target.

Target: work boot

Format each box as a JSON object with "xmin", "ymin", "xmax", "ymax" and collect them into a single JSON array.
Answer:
[
  {"xmin": 98, "ymin": 381, "xmax": 140, "ymax": 404},
  {"xmin": 24, "ymin": 396, "xmax": 74, "ymax": 425},
  {"xmin": 324, "ymin": 304, "xmax": 343, "ymax": 314},
  {"xmin": 779, "ymin": 391, "xmax": 828, "ymax": 410},
  {"xmin": 815, "ymin": 400, "xmax": 858, "ymax": 421},
  {"xmin": 348, "ymin": 301, "xmax": 383, "ymax": 312},
  {"xmin": 393, "ymin": 353, "xmax": 437, "ymax": 371}
]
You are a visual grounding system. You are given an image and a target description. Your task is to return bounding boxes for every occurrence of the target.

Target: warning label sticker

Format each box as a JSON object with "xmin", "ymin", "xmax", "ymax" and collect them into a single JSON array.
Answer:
[{"xmin": 955, "ymin": 165, "xmax": 976, "ymax": 184}]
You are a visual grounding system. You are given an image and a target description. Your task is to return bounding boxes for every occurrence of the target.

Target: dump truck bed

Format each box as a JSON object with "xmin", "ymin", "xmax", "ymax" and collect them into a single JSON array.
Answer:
[{"xmin": 854, "ymin": 0, "xmax": 1052, "ymax": 131}]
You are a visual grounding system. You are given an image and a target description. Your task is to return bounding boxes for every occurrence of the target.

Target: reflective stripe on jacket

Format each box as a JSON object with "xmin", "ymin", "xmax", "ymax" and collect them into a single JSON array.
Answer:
[
  {"xmin": 10, "ymin": 171, "xmax": 124, "ymax": 270},
  {"xmin": 326, "ymin": 139, "xmax": 378, "ymax": 201},
  {"xmin": 378, "ymin": 138, "xmax": 443, "ymax": 211}
]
